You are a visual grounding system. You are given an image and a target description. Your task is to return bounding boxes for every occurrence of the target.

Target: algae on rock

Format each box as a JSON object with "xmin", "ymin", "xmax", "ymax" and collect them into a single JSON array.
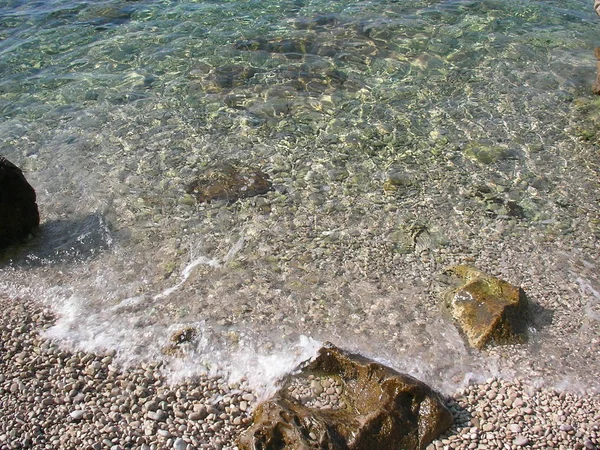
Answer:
[
  {"xmin": 238, "ymin": 343, "xmax": 453, "ymax": 450},
  {"xmin": 442, "ymin": 265, "xmax": 531, "ymax": 349}
]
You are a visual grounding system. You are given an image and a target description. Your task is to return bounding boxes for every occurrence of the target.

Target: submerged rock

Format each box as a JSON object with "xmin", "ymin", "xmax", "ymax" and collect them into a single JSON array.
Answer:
[
  {"xmin": 208, "ymin": 64, "xmax": 261, "ymax": 92},
  {"xmin": 186, "ymin": 162, "xmax": 272, "ymax": 204},
  {"xmin": 462, "ymin": 140, "xmax": 512, "ymax": 165},
  {"xmin": 161, "ymin": 326, "xmax": 199, "ymax": 358},
  {"xmin": 442, "ymin": 265, "xmax": 531, "ymax": 349},
  {"xmin": 0, "ymin": 156, "xmax": 40, "ymax": 249},
  {"xmin": 238, "ymin": 343, "xmax": 453, "ymax": 450}
]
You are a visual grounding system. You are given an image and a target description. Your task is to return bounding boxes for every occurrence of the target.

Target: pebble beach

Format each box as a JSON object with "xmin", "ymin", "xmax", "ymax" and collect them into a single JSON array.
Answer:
[
  {"xmin": 2, "ymin": 296, "xmax": 599, "ymax": 450},
  {"xmin": 2, "ymin": 1, "xmax": 600, "ymax": 449}
]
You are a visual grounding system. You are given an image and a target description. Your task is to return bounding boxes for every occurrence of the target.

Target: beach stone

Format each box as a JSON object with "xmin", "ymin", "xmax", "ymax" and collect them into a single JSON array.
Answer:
[
  {"xmin": 238, "ymin": 343, "xmax": 452, "ymax": 450},
  {"xmin": 69, "ymin": 410, "xmax": 85, "ymax": 421},
  {"xmin": 173, "ymin": 438, "xmax": 186, "ymax": 450},
  {"xmin": 0, "ymin": 156, "xmax": 40, "ymax": 249},
  {"xmin": 514, "ymin": 435, "xmax": 529, "ymax": 446},
  {"xmin": 442, "ymin": 265, "xmax": 531, "ymax": 349},
  {"xmin": 147, "ymin": 410, "xmax": 166, "ymax": 421},
  {"xmin": 186, "ymin": 162, "xmax": 272, "ymax": 204}
]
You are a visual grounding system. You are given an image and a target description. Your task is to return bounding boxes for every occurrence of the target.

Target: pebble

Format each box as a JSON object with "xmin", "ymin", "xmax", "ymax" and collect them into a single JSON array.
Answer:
[
  {"xmin": 69, "ymin": 410, "xmax": 85, "ymax": 420},
  {"xmin": 509, "ymin": 424, "xmax": 522, "ymax": 433},
  {"xmin": 514, "ymin": 436, "xmax": 529, "ymax": 446},
  {"xmin": 428, "ymin": 377, "xmax": 600, "ymax": 450},
  {"xmin": 173, "ymin": 438, "xmax": 186, "ymax": 450}
]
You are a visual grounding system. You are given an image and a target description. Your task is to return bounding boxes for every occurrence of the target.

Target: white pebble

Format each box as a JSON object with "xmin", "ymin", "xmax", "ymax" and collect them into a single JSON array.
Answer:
[
  {"xmin": 69, "ymin": 410, "xmax": 85, "ymax": 420},
  {"xmin": 173, "ymin": 438, "xmax": 186, "ymax": 450},
  {"xmin": 514, "ymin": 436, "xmax": 529, "ymax": 446}
]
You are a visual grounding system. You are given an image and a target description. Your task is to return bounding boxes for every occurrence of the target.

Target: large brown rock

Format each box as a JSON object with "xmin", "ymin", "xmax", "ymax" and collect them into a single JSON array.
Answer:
[
  {"xmin": 238, "ymin": 343, "xmax": 453, "ymax": 450},
  {"xmin": 442, "ymin": 265, "xmax": 531, "ymax": 349},
  {"xmin": 0, "ymin": 156, "xmax": 39, "ymax": 249}
]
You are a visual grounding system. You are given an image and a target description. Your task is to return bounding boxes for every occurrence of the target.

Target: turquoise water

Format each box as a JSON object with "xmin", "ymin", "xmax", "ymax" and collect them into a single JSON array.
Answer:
[{"xmin": 1, "ymin": 0, "xmax": 600, "ymax": 394}]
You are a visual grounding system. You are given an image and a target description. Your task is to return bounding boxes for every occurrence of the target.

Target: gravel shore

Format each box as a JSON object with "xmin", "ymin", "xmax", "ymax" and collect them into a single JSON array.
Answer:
[
  {"xmin": 2, "ymin": 296, "xmax": 599, "ymax": 450},
  {"xmin": 0, "ymin": 297, "xmax": 253, "ymax": 450}
]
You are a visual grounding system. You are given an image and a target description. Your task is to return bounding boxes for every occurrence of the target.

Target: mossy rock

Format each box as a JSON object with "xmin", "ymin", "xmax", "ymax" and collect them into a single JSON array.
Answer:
[
  {"xmin": 238, "ymin": 343, "xmax": 452, "ymax": 450},
  {"xmin": 442, "ymin": 265, "xmax": 531, "ymax": 349}
]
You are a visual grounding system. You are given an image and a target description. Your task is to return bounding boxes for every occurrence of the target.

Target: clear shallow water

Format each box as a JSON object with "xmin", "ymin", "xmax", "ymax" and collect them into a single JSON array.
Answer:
[{"xmin": 1, "ymin": 0, "xmax": 600, "ymax": 396}]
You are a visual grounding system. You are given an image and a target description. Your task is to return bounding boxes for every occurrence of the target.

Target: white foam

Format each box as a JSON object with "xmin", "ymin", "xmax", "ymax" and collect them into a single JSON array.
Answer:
[
  {"xmin": 154, "ymin": 256, "xmax": 220, "ymax": 300},
  {"xmin": 109, "ymin": 295, "xmax": 144, "ymax": 311},
  {"xmin": 228, "ymin": 335, "xmax": 322, "ymax": 400},
  {"xmin": 223, "ymin": 234, "xmax": 245, "ymax": 263}
]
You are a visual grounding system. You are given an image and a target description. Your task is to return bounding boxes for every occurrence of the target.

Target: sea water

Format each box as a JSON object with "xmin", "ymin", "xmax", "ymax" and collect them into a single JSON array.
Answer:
[{"xmin": 1, "ymin": 0, "xmax": 600, "ymax": 396}]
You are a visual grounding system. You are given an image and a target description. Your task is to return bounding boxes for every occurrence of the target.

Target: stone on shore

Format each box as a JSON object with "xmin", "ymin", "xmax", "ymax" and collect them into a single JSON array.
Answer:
[
  {"xmin": 0, "ymin": 156, "xmax": 40, "ymax": 249},
  {"xmin": 442, "ymin": 265, "xmax": 531, "ymax": 349},
  {"xmin": 238, "ymin": 343, "xmax": 453, "ymax": 450},
  {"xmin": 186, "ymin": 162, "xmax": 272, "ymax": 204}
]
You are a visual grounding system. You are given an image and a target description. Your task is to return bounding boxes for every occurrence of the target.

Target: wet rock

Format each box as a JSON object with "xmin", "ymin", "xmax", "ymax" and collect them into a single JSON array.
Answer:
[
  {"xmin": 78, "ymin": 4, "xmax": 137, "ymax": 30},
  {"xmin": 383, "ymin": 170, "xmax": 413, "ymax": 194},
  {"xmin": 291, "ymin": 15, "xmax": 338, "ymax": 30},
  {"xmin": 238, "ymin": 343, "xmax": 453, "ymax": 450},
  {"xmin": 442, "ymin": 265, "xmax": 531, "ymax": 349},
  {"xmin": 274, "ymin": 65, "xmax": 348, "ymax": 93},
  {"xmin": 234, "ymin": 38, "xmax": 329, "ymax": 59},
  {"xmin": 170, "ymin": 326, "xmax": 197, "ymax": 344},
  {"xmin": 0, "ymin": 156, "xmax": 40, "ymax": 249},
  {"xmin": 161, "ymin": 326, "xmax": 198, "ymax": 358},
  {"xmin": 593, "ymin": 47, "xmax": 600, "ymax": 95},
  {"xmin": 186, "ymin": 162, "xmax": 272, "ymax": 204}
]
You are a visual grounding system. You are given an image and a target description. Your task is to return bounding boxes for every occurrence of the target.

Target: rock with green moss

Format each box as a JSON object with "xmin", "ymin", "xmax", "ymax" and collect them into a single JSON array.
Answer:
[
  {"xmin": 238, "ymin": 343, "xmax": 453, "ymax": 450},
  {"xmin": 442, "ymin": 265, "xmax": 531, "ymax": 349}
]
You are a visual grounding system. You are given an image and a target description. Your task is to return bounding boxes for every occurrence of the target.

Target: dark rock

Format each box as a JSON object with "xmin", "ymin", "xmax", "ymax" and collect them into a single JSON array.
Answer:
[
  {"xmin": 0, "ymin": 156, "xmax": 40, "ymax": 249},
  {"xmin": 238, "ymin": 343, "xmax": 453, "ymax": 450},
  {"xmin": 442, "ymin": 265, "xmax": 531, "ymax": 349},
  {"xmin": 212, "ymin": 65, "xmax": 260, "ymax": 90},
  {"xmin": 186, "ymin": 162, "xmax": 272, "ymax": 204}
]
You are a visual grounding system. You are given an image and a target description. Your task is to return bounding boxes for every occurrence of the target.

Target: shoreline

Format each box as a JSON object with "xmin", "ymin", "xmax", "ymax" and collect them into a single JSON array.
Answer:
[{"xmin": 1, "ymin": 296, "xmax": 599, "ymax": 450}]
